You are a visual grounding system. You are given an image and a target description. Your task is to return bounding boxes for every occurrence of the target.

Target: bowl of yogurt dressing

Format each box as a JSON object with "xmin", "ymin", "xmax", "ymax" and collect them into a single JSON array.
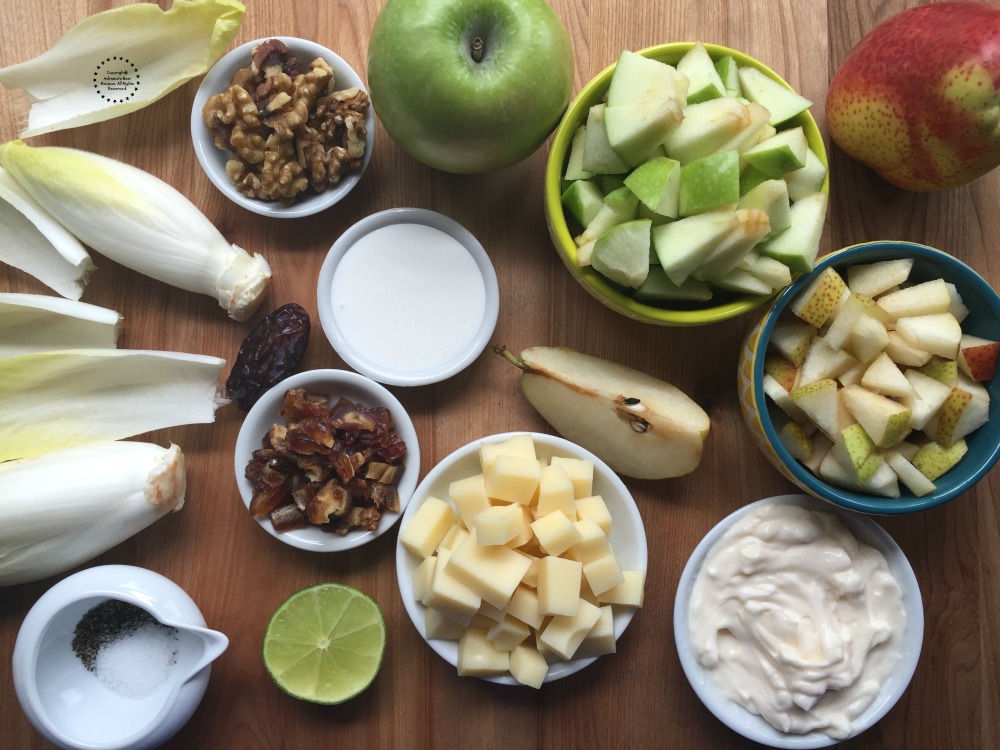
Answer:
[
  {"xmin": 317, "ymin": 208, "xmax": 500, "ymax": 386},
  {"xmin": 673, "ymin": 494, "xmax": 923, "ymax": 748}
]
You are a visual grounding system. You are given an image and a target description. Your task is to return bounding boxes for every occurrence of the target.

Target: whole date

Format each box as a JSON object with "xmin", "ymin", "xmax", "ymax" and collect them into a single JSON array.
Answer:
[{"xmin": 226, "ymin": 303, "xmax": 310, "ymax": 411}]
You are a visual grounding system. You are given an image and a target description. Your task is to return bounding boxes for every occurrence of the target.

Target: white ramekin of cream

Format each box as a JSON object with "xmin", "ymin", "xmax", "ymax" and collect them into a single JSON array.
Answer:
[{"xmin": 674, "ymin": 494, "xmax": 923, "ymax": 749}]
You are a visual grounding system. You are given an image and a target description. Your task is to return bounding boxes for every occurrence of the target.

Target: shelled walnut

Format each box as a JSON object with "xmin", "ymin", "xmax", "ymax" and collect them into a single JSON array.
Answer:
[
  {"xmin": 245, "ymin": 388, "xmax": 407, "ymax": 536},
  {"xmin": 202, "ymin": 39, "xmax": 369, "ymax": 205}
]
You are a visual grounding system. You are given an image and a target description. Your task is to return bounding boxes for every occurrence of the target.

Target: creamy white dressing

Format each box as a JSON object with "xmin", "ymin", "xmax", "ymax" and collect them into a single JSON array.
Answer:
[
  {"xmin": 688, "ymin": 502, "xmax": 906, "ymax": 740},
  {"xmin": 329, "ymin": 223, "xmax": 487, "ymax": 374}
]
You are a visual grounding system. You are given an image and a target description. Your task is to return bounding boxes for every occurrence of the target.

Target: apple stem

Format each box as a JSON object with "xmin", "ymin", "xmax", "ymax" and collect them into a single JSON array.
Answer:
[
  {"xmin": 493, "ymin": 345, "xmax": 528, "ymax": 371},
  {"xmin": 471, "ymin": 37, "xmax": 484, "ymax": 63}
]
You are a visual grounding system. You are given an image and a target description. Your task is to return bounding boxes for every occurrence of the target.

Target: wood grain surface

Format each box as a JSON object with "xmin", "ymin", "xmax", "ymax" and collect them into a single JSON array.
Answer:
[{"xmin": 1, "ymin": 1, "xmax": 998, "ymax": 748}]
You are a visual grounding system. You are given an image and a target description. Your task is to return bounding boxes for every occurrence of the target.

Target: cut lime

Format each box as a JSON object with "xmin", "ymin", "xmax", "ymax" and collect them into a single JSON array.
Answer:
[{"xmin": 262, "ymin": 583, "xmax": 386, "ymax": 704}]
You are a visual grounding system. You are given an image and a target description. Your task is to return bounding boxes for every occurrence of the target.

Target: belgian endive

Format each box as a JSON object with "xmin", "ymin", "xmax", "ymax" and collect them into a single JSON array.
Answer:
[
  {"xmin": 0, "ymin": 0, "xmax": 244, "ymax": 138},
  {"xmin": 0, "ymin": 441, "xmax": 185, "ymax": 586},
  {"xmin": 0, "ymin": 167, "xmax": 93, "ymax": 299},
  {"xmin": 0, "ymin": 348, "xmax": 226, "ymax": 462},
  {"xmin": 0, "ymin": 293, "xmax": 121, "ymax": 357},
  {"xmin": 0, "ymin": 140, "xmax": 271, "ymax": 321}
]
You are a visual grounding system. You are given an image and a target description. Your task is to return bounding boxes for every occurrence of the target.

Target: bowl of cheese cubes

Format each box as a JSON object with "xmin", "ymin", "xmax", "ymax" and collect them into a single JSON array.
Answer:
[
  {"xmin": 738, "ymin": 241, "xmax": 1000, "ymax": 514},
  {"xmin": 545, "ymin": 42, "xmax": 829, "ymax": 326},
  {"xmin": 395, "ymin": 432, "xmax": 647, "ymax": 687}
]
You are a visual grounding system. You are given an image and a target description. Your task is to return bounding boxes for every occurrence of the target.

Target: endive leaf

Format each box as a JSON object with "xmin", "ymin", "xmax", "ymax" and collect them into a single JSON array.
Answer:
[
  {"xmin": 0, "ymin": 293, "xmax": 121, "ymax": 357},
  {"xmin": 0, "ymin": 348, "xmax": 226, "ymax": 462},
  {"xmin": 0, "ymin": 167, "xmax": 94, "ymax": 299},
  {"xmin": 0, "ymin": 0, "xmax": 245, "ymax": 138},
  {"xmin": 0, "ymin": 441, "xmax": 184, "ymax": 586},
  {"xmin": 0, "ymin": 141, "xmax": 272, "ymax": 321}
]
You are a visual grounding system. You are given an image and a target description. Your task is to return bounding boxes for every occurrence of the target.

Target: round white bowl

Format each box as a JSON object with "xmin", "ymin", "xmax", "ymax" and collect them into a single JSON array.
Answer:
[
  {"xmin": 12, "ymin": 565, "xmax": 228, "ymax": 750},
  {"xmin": 191, "ymin": 36, "xmax": 375, "ymax": 218},
  {"xmin": 233, "ymin": 368, "xmax": 420, "ymax": 551},
  {"xmin": 673, "ymin": 494, "xmax": 924, "ymax": 748},
  {"xmin": 317, "ymin": 208, "xmax": 500, "ymax": 386},
  {"xmin": 396, "ymin": 431, "xmax": 647, "ymax": 684}
]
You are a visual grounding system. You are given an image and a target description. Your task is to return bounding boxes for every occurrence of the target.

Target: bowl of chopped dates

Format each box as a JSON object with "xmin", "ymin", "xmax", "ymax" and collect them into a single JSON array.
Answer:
[
  {"xmin": 233, "ymin": 369, "xmax": 419, "ymax": 551},
  {"xmin": 191, "ymin": 37, "xmax": 375, "ymax": 218}
]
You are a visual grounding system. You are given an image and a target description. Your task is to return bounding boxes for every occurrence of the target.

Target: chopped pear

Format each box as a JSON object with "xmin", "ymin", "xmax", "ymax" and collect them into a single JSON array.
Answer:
[
  {"xmin": 742, "ymin": 127, "xmax": 808, "ymax": 177},
  {"xmin": 877, "ymin": 278, "xmax": 953, "ymax": 320},
  {"xmin": 840, "ymin": 384, "xmax": 911, "ymax": 449},
  {"xmin": 739, "ymin": 251, "xmax": 792, "ymax": 291},
  {"xmin": 623, "ymin": 156, "xmax": 681, "ymax": 218},
  {"xmin": 764, "ymin": 353, "xmax": 798, "ymax": 392},
  {"xmin": 832, "ymin": 422, "xmax": 876, "ymax": 473},
  {"xmin": 651, "ymin": 207, "xmax": 739, "ymax": 285},
  {"xmin": 676, "ymin": 42, "xmax": 726, "ymax": 103},
  {"xmin": 784, "ymin": 147, "xmax": 828, "ymax": 201},
  {"xmin": 946, "ymin": 282, "xmax": 970, "ymax": 323},
  {"xmin": 582, "ymin": 104, "xmax": 630, "ymax": 175},
  {"xmin": 778, "ymin": 421, "xmax": 813, "ymax": 461},
  {"xmin": 500, "ymin": 346, "xmax": 711, "ymax": 480},
  {"xmin": 564, "ymin": 125, "xmax": 594, "ymax": 181},
  {"xmin": 916, "ymin": 358, "xmax": 959, "ymax": 385},
  {"xmin": 885, "ymin": 450, "xmax": 936, "ymax": 497},
  {"xmin": 678, "ymin": 150, "xmax": 740, "ymax": 216},
  {"xmin": 769, "ymin": 319, "xmax": 815, "ymax": 366},
  {"xmin": 590, "ymin": 219, "xmax": 651, "ymax": 289},
  {"xmin": 605, "ymin": 98, "xmax": 684, "ymax": 166},
  {"xmin": 819, "ymin": 450, "xmax": 900, "ymax": 498},
  {"xmin": 845, "ymin": 314, "xmax": 890, "ymax": 364},
  {"xmin": 957, "ymin": 334, "xmax": 1000, "ymax": 381},
  {"xmin": 895, "ymin": 312, "xmax": 963, "ymax": 359},
  {"xmin": 860, "ymin": 352, "xmax": 915, "ymax": 399},
  {"xmin": 790, "ymin": 266, "xmax": 847, "ymax": 328},
  {"xmin": 884, "ymin": 330, "xmax": 934, "ymax": 367},
  {"xmin": 789, "ymin": 378, "xmax": 843, "ymax": 440},
  {"xmin": 901, "ymin": 369, "xmax": 952, "ymax": 430},
  {"xmin": 737, "ymin": 66, "xmax": 812, "ymax": 126},
  {"xmin": 846, "ymin": 258, "xmax": 914, "ymax": 299},
  {"xmin": 912, "ymin": 439, "xmax": 968, "ymax": 481},
  {"xmin": 802, "ymin": 431, "xmax": 833, "ymax": 474},
  {"xmin": 822, "ymin": 292, "xmax": 888, "ymax": 351},
  {"xmin": 763, "ymin": 373, "xmax": 812, "ymax": 427},
  {"xmin": 797, "ymin": 337, "xmax": 859, "ymax": 387},
  {"xmin": 757, "ymin": 191, "xmax": 828, "ymax": 273},
  {"xmin": 923, "ymin": 376, "xmax": 989, "ymax": 447},
  {"xmin": 838, "ymin": 361, "xmax": 867, "ymax": 388}
]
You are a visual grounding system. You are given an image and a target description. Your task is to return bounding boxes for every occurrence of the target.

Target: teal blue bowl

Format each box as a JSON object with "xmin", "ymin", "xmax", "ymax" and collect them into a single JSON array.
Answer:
[{"xmin": 739, "ymin": 241, "xmax": 1000, "ymax": 514}]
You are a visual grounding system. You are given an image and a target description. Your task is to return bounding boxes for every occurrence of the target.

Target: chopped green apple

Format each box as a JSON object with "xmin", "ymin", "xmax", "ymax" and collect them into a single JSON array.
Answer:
[
  {"xmin": 574, "ymin": 186, "xmax": 638, "ymax": 246},
  {"xmin": 605, "ymin": 97, "xmax": 684, "ymax": 166},
  {"xmin": 623, "ymin": 156, "xmax": 681, "ymax": 218},
  {"xmin": 662, "ymin": 97, "xmax": 754, "ymax": 164},
  {"xmin": 590, "ymin": 219, "xmax": 651, "ymax": 289},
  {"xmin": 696, "ymin": 208, "xmax": 772, "ymax": 280},
  {"xmin": 582, "ymin": 104, "xmax": 629, "ymax": 175},
  {"xmin": 678, "ymin": 150, "xmax": 740, "ymax": 216},
  {"xmin": 757, "ymin": 191, "xmax": 828, "ymax": 273},
  {"xmin": 714, "ymin": 55, "xmax": 742, "ymax": 98},
  {"xmin": 737, "ymin": 66, "xmax": 813, "ymax": 126},
  {"xmin": 742, "ymin": 126, "xmax": 809, "ymax": 177},
  {"xmin": 784, "ymin": 147, "xmax": 829, "ymax": 201},
  {"xmin": 632, "ymin": 266, "xmax": 713, "ymax": 303},
  {"xmin": 709, "ymin": 267, "xmax": 774, "ymax": 296},
  {"xmin": 651, "ymin": 207, "xmax": 739, "ymax": 285},
  {"xmin": 561, "ymin": 180, "xmax": 605, "ymax": 229},
  {"xmin": 738, "ymin": 179, "xmax": 791, "ymax": 238},
  {"xmin": 607, "ymin": 49, "xmax": 688, "ymax": 107},
  {"xmin": 676, "ymin": 42, "xmax": 726, "ymax": 103},
  {"xmin": 564, "ymin": 125, "xmax": 594, "ymax": 181}
]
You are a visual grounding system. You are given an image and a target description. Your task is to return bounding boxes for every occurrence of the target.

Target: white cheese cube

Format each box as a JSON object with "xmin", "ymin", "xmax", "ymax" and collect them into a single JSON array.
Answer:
[
  {"xmin": 424, "ymin": 608, "xmax": 465, "ymax": 640},
  {"xmin": 447, "ymin": 530, "xmax": 532, "ymax": 608},
  {"xmin": 479, "ymin": 434, "xmax": 537, "ymax": 475},
  {"xmin": 485, "ymin": 455, "xmax": 541, "ymax": 505},
  {"xmin": 574, "ymin": 605, "xmax": 617, "ymax": 659},
  {"xmin": 549, "ymin": 456, "xmax": 594, "ymax": 499},
  {"xmin": 437, "ymin": 522, "xmax": 469, "ymax": 553},
  {"xmin": 538, "ymin": 598, "xmax": 602, "ymax": 661},
  {"xmin": 504, "ymin": 506, "xmax": 535, "ymax": 548},
  {"xmin": 513, "ymin": 550, "xmax": 539, "ymax": 588},
  {"xmin": 422, "ymin": 548, "xmax": 480, "ymax": 626},
  {"xmin": 535, "ymin": 464, "xmax": 577, "ymax": 519},
  {"xmin": 412, "ymin": 555, "xmax": 436, "ymax": 602},
  {"xmin": 449, "ymin": 474, "xmax": 489, "ymax": 529},
  {"xmin": 474, "ymin": 503, "xmax": 527, "ymax": 546},
  {"xmin": 506, "ymin": 585, "xmax": 544, "ymax": 629},
  {"xmin": 574, "ymin": 495, "xmax": 612, "ymax": 535},
  {"xmin": 487, "ymin": 615, "xmax": 531, "ymax": 651},
  {"xmin": 457, "ymin": 628, "xmax": 510, "ymax": 676},
  {"xmin": 566, "ymin": 519, "xmax": 613, "ymax": 563},
  {"xmin": 530, "ymin": 510, "xmax": 583, "ymax": 556},
  {"xmin": 537, "ymin": 555, "xmax": 583, "ymax": 616},
  {"xmin": 477, "ymin": 599, "xmax": 506, "ymax": 622},
  {"xmin": 583, "ymin": 554, "xmax": 625, "ymax": 596},
  {"xmin": 509, "ymin": 643, "xmax": 549, "ymax": 689},
  {"xmin": 399, "ymin": 496, "xmax": 456, "ymax": 558},
  {"xmin": 596, "ymin": 569, "xmax": 646, "ymax": 607}
]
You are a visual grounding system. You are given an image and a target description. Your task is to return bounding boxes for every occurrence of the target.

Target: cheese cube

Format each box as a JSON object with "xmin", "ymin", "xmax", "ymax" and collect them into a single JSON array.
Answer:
[
  {"xmin": 566, "ymin": 519, "xmax": 613, "ymax": 563},
  {"xmin": 479, "ymin": 433, "xmax": 537, "ymax": 475},
  {"xmin": 412, "ymin": 555, "xmax": 436, "ymax": 602},
  {"xmin": 538, "ymin": 598, "xmax": 602, "ymax": 661},
  {"xmin": 531, "ymin": 510, "xmax": 583, "ymax": 556},
  {"xmin": 575, "ymin": 495, "xmax": 612, "ymax": 536},
  {"xmin": 575, "ymin": 605, "xmax": 616, "ymax": 659},
  {"xmin": 422, "ymin": 548, "xmax": 480, "ymax": 626},
  {"xmin": 487, "ymin": 615, "xmax": 531, "ymax": 651},
  {"xmin": 457, "ymin": 628, "xmax": 510, "ymax": 676},
  {"xmin": 596, "ymin": 569, "xmax": 646, "ymax": 607},
  {"xmin": 504, "ymin": 506, "xmax": 535, "ymax": 548},
  {"xmin": 424, "ymin": 608, "xmax": 465, "ymax": 640},
  {"xmin": 484, "ymin": 455, "xmax": 541, "ymax": 505},
  {"xmin": 537, "ymin": 555, "xmax": 582, "ymax": 616},
  {"xmin": 535, "ymin": 464, "xmax": 577, "ymax": 519},
  {"xmin": 583, "ymin": 554, "xmax": 625, "ymax": 596},
  {"xmin": 549, "ymin": 456, "xmax": 594, "ymax": 499},
  {"xmin": 447, "ymin": 530, "xmax": 531, "ymax": 608},
  {"xmin": 477, "ymin": 599, "xmax": 506, "ymax": 622},
  {"xmin": 449, "ymin": 473, "xmax": 489, "ymax": 529},
  {"xmin": 509, "ymin": 644, "xmax": 549, "ymax": 688},
  {"xmin": 474, "ymin": 503, "xmax": 527, "ymax": 546},
  {"xmin": 513, "ymin": 550, "xmax": 539, "ymax": 588},
  {"xmin": 399, "ymin": 496, "xmax": 456, "ymax": 558},
  {"xmin": 506, "ymin": 585, "xmax": 544, "ymax": 629},
  {"xmin": 437, "ymin": 522, "xmax": 469, "ymax": 552}
]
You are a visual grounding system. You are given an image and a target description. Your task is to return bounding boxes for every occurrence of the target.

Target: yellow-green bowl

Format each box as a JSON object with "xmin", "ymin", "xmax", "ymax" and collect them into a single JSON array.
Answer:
[{"xmin": 544, "ymin": 42, "xmax": 829, "ymax": 326}]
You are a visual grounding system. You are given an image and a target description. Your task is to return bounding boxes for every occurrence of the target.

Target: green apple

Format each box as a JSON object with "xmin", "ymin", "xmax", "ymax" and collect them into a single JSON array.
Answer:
[
  {"xmin": 633, "ymin": 267, "xmax": 712, "ymax": 303},
  {"xmin": 738, "ymin": 179, "xmax": 791, "ymax": 237},
  {"xmin": 561, "ymin": 180, "xmax": 604, "ymax": 228},
  {"xmin": 651, "ymin": 207, "xmax": 739, "ymax": 285},
  {"xmin": 662, "ymin": 97, "xmax": 753, "ymax": 164},
  {"xmin": 608, "ymin": 50, "xmax": 688, "ymax": 106},
  {"xmin": 742, "ymin": 127, "xmax": 809, "ymax": 177},
  {"xmin": 590, "ymin": 219, "xmax": 651, "ymax": 288},
  {"xmin": 695, "ymin": 208, "xmax": 771, "ymax": 280},
  {"xmin": 574, "ymin": 186, "xmax": 638, "ymax": 247},
  {"xmin": 582, "ymin": 104, "xmax": 630, "ymax": 175},
  {"xmin": 714, "ymin": 55, "xmax": 742, "ymax": 98},
  {"xmin": 564, "ymin": 126, "xmax": 593, "ymax": 181},
  {"xmin": 678, "ymin": 150, "xmax": 740, "ymax": 216},
  {"xmin": 827, "ymin": 2, "xmax": 1000, "ymax": 190},
  {"xmin": 784, "ymin": 146, "xmax": 828, "ymax": 200},
  {"xmin": 623, "ymin": 156, "xmax": 681, "ymax": 217},
  {"xmin": 738, "ymin": 66, "xmax": 812, "ymax": 126},
  {"xmin": 676, "ymin": 42, "xmax": 725, "ymax": 103},
  {"xmin": 757, "ymin": 191, "xmax": 828, "ymax": 273},
  {"xmin": 605, "ymin": 97, "xmax": 683, "ymax": 165},
  {"xmin": 367, "ymin": 0, "xmax": 573, "ymax": 173}
]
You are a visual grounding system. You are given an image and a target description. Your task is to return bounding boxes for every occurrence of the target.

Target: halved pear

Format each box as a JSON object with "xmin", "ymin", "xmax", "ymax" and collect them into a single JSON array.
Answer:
[{"xmin": 498, "ymin": 346, "xmax": 710, "ymax": 480}]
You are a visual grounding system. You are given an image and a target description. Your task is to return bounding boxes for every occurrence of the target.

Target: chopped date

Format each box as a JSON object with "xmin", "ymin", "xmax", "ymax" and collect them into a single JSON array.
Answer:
[
  {"xmin": 245, "ymin": 388, "xmax": 407, "ymax": 536},
  {"xmin": 227, "ymin": 303, "xmax": 311, "ymax": 412}
]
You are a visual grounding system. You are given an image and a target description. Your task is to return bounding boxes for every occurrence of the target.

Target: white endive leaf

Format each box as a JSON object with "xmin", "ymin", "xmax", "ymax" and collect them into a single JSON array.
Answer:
[
  {"xmin": 0, "ymin": 441, "xmax": 185, "ymax": 587},
  {"xmin": 0, "ymin": 0, "xmax": 245, "ymax": 137},
  {"xmin": 0, "ymin": 141, "xmax": 271, "ymax": 321},
  {"xmin": 0, "ymin": 293, "xmax": 121, "ymax": 357},
  {"xmin": 0, "ymin": 348, "xmax": 226, "ymax": 462},
  {"xmin": 0, "ymin": 167, "xmax": 94, "ymax": 299}
]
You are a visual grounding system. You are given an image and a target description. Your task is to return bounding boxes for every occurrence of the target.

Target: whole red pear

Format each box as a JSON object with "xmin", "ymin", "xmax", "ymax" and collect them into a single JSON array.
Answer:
[{"xmin": 827, "ymin": 1, "xmax": 1000, "ymax": 191}]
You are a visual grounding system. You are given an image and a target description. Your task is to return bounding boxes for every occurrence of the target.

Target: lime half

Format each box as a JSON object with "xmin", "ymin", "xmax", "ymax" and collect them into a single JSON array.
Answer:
[{"xmin": 262, "ymin": 582, "xmax": 386, "ymax": 704}]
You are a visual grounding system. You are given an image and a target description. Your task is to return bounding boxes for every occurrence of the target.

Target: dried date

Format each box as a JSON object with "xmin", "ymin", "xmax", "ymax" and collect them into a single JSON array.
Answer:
[{"xmin": 226, "ymin": 303, "xmax": 310, "ymax": 411}]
